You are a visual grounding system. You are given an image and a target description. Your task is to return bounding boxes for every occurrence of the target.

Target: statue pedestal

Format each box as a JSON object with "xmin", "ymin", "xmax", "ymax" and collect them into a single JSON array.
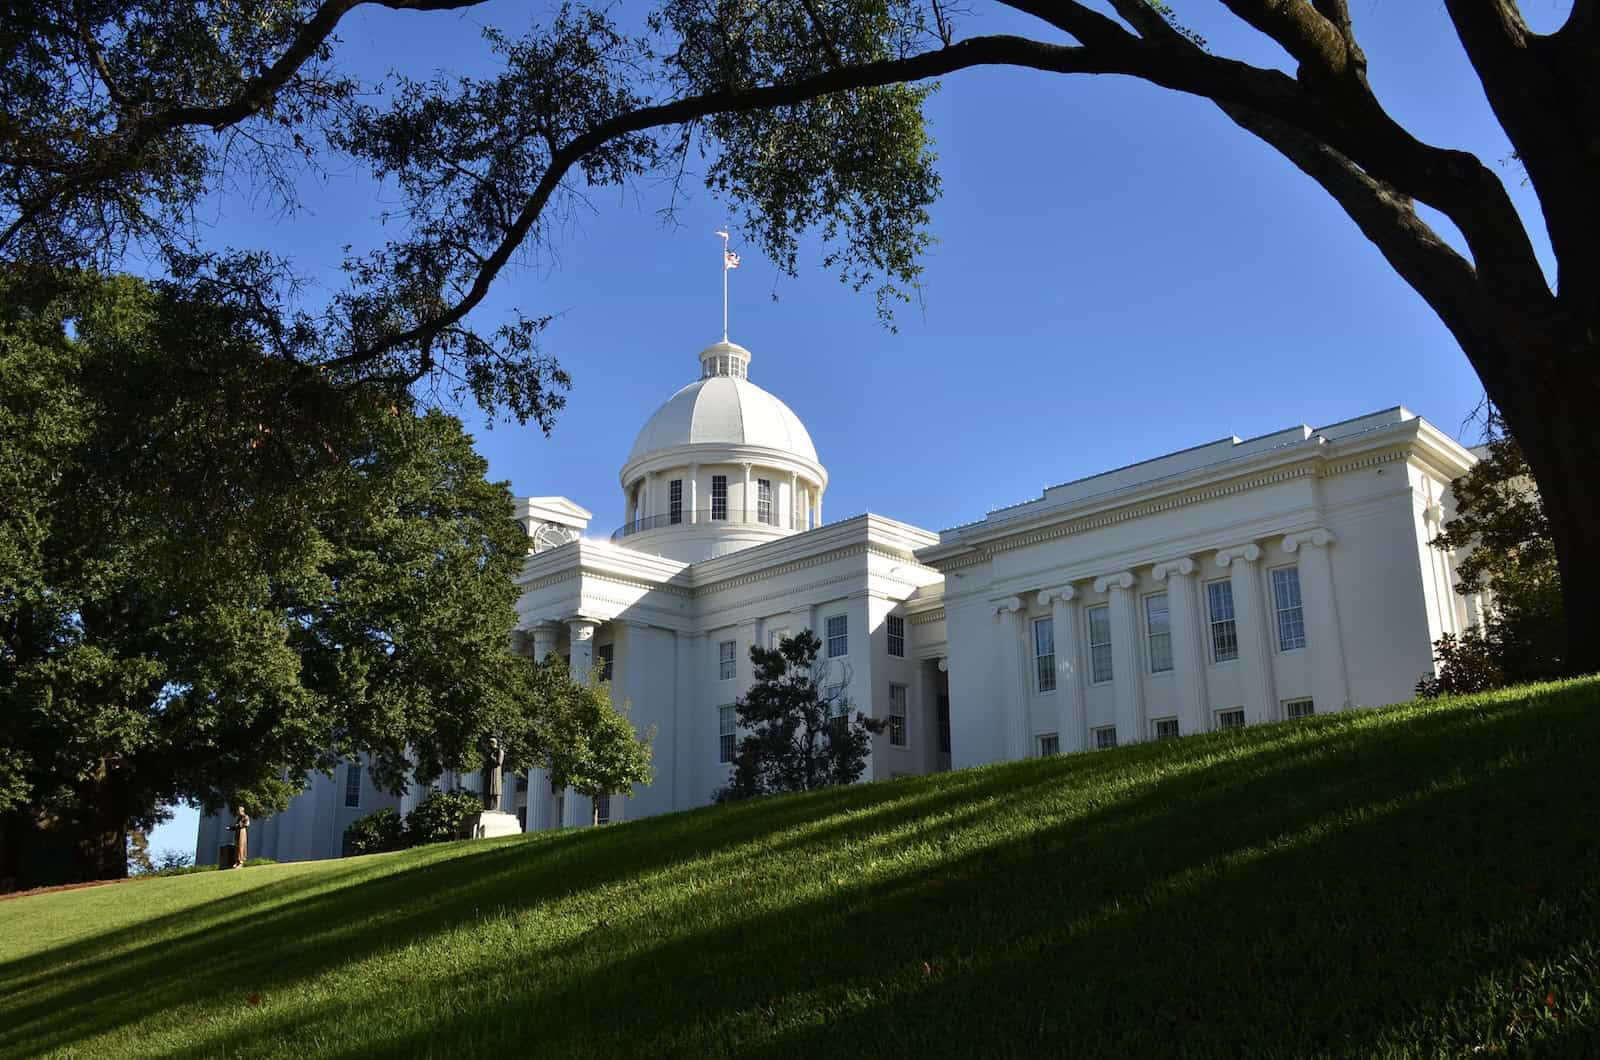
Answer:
[{"xmin": 468, "ymin": 811, "xmax": 521, "ymax": 840}]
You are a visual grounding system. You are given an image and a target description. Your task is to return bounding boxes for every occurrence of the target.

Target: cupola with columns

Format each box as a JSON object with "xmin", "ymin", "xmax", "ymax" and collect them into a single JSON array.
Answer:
[{"xmin": 614, "ymin": 338, "xmax": 828, "ymax": 563}]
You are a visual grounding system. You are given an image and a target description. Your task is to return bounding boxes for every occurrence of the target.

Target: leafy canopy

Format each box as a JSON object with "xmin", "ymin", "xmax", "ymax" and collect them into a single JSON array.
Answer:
[
  {"xmin": 717, "ymin": 631, "xmax": 886, "ymax": 801},
  {"xmin": 0, "ymin": 268, "xmax": 541, "ymax": 873}
]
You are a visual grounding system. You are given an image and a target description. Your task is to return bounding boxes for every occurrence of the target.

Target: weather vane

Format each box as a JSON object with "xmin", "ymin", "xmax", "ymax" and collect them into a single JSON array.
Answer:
[{"xmin": 716, "ymin": 228, "xmax": 740, "ymax": 342}]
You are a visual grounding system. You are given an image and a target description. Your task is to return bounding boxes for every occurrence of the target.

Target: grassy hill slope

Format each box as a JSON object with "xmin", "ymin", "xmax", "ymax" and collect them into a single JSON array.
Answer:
[{"xmin": 4, "ymin": 681, "xmax": 1600, "ymax": 1058}]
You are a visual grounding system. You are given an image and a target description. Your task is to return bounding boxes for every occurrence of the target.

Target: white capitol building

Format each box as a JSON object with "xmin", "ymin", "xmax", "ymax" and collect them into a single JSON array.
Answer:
[{"xmin": 201, "ymin": 332, "xmax": 1480, "ymax": 861}]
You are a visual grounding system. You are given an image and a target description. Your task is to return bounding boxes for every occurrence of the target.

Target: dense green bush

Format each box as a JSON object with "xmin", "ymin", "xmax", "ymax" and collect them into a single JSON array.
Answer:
[
  {"xmin": 402, "ymin": 789, "xmax": 483, "ymax": 846},
  {"xmin": 343, "ymin": 808, "xmax": 406, "ymax": 855}
]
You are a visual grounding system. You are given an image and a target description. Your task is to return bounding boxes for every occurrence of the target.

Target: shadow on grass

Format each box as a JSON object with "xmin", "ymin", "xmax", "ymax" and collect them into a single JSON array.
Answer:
[{"xmin": 7, "ymin": 684, "xmax": 1600, "ymax": 1057}]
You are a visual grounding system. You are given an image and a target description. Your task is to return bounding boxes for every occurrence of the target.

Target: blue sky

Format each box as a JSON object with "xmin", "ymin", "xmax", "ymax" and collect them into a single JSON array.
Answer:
[{"xmin": 145, "ymin": 1, "xmax": 1569, "ymax": 860}]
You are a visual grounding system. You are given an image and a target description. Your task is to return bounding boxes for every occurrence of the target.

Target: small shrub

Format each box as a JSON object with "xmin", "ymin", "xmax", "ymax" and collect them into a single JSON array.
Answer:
[
  {"xmin": 404, "ymin": 789, "xmax": 482, "ymax": 846},
  {"xmin": 344, "ymin": 808, "xmax": 406, "ymax": 855},
  {"xmin": 1417, "ymin": 629, "xmax": 1506, "ymax": 699}
]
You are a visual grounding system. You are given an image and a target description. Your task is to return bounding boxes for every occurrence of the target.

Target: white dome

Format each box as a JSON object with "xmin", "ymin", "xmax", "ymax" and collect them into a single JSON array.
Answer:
[{"xmin": 627, "ymin": 371, "xmax": 818, "ymax": 466}]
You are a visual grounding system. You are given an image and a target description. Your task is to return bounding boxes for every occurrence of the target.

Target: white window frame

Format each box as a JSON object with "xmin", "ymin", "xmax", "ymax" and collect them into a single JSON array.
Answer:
[
  {"xmin": 596, "ymin": 642, "xmax": 614, "ymax": 682},
  {"xmin": 668, "ymin": 478, "xmax": 683, "ymax": 524},
  {"xmin": 1033, "ymin": 616, "xmax": 1056, "ymax": 693},
  {"xmin": 1206, "ymin": 578, "xmax": 1239, "ymax": 663},
  {"xmin": 344, "ymin": 763, "xmax": 362, "ymax": 808},
  {"xmin": 718, "ymin": 704, "xmax": 736, "ymax": 763},
  {"xmin": 711, "ymin": 474, "xmax": 728, "ymax": 520},
  {"xmin": 886, "ymin": 614, "xmax": 905, "ymax": 658},
  {"xmin": 595, "ymin": 793, "xmax": 612, "ymax": 825},
  {"xmin": 1284, "ymin": 697, "xmax": 1315, "ymax": 720},
  {"xmin": 1215, "ymin": 707, "xmax": 1246, "ymax": 731},
  {"xmin": 757, "ymin": 478, "xmax": 773, "ymax": 525},
  {"xmin": 1271, "ymin": 565, "xmax": 1307, "ymax": 652},
  {"xmin": 1151, "ymin": 716, "xmax": 1180, "ymax": 741},
  {"xmin": 825, "ymin": 614, "xmax": 848, "ymax": 658},
  {"xmin": 767, "ymin": 627, "xmax": 790, "ymax": 651},
  {"xmin": 1092, "ymin": 725, "xmax": 1118, "ymax": 750},
  {"xmin": 718, "ymin": 639, "xmax": 737, "ymax": 681},
  {"xmin": 1038, "ymin": 733, "xmax": 1061, "ymax": 757},
  {"xmin": 888, "ymin": 683, "xmax": 908, "ymax": 748},
  {"xmin": 1145, "ymin": 592, "xmax": 1173, "ymax": 674},
  {"xmin": 1086, "ymin": 604, "xmax": 1113, "ymax": 684},
  {"xmin": 825, "ymin": 685, "xmax": 848, "ymax": 737}
]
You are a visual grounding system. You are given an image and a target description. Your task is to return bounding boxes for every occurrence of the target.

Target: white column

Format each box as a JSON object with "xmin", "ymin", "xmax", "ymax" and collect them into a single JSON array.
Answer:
[
  {"xmin": 688, "ymin": 464, "xmax": 699, "ymax": 524},
  {"xmin": 741, "ymin": 462, "xmax": 753, "ymax": 523},
  {"xmin": 1153, "ymin": 558, "xmax": 1208, "ymax": 738},
  {"xmin": 1094, "ymin": 571, "xmax": 1145, "ymax": 745},
  {"xmin": 816, "ymin": 490, "xmax": 823, "ymax": 527},
  {"xmin": 1215, "ymin": 544, "xmax": 1276, "ymax": 725},
  {"xmin": 789, "ymin": 472, "xmax": 799, "ymax": 529},
  {"xmin": 1039, "ymin": 586, "xmax": 1086, "ymax": 752},
  {"xmin": 995, "ymin": 597, "xmax": 1030, "ymax": 760},
  {"xmin": 564, "ymin": 617, "xmax": 600, "ymax": 828},
  {"xmin": 526, "ymin": 621, "xmax": 561, "ymax": 832},
  {"xmin": 1283, "ymin": 529, "xmax": 1350, "ymax": 713}
]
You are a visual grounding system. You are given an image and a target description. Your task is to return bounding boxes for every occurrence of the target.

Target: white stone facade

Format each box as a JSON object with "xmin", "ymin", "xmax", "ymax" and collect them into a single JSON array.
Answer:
[{"xmin": 201, "ymin": 336, "xmax": 1477, "ymax": 864}]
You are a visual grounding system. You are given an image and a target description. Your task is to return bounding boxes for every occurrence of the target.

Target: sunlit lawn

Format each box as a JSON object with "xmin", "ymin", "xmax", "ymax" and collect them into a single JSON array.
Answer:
[{"xmin": 4, "ymin": 680, "xmax": 1599, "ymax": 1057}]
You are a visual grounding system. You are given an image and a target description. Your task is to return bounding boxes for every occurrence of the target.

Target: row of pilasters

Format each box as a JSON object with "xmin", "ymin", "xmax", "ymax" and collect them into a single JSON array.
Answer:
[{"xmin": 990, "ymin": 531, "xmax": 1347, "ymax": 755}]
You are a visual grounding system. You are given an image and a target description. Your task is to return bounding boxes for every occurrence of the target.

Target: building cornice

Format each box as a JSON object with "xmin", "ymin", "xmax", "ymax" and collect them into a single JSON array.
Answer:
[{"xmin": 918, "ymin": 414, "xmax": 1471, "ymax": 571}]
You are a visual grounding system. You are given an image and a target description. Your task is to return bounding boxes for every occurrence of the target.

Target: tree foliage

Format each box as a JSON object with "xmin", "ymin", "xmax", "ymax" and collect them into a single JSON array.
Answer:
[
  {"xmin": 0, "ymin": 269, "xmax": 539, "ymax": 878},
  {"xmin": 520, "ymin": 658, "xmax": 654, "ymax": 812},
  {"xmin": 1422, "ymin": 428, "xmax": 1564, "ymax": 692},
  {"xmin": 398, "ymin": 788, "xmax": 484, "ymax": 846},
  {"xmin": 5, "ymin": 0, "xmax": 1595, "ymax": 669},
  {"xmin": 716, "ymin": 631, "xmax": 886, "ymax": 802},
  {"xmin": 344, "ymin": 806, "xmax": 407, "ymax": 855}
]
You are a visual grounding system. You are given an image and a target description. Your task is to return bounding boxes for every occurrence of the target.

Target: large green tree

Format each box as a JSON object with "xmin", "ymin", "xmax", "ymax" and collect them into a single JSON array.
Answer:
[
  {"xmin": 0, "ymin": 270, "xmax": 544, "ymax": 880},
  {"xmin": 2, "ymin": 1, "xmax": 1596, "ymax": 670},
  {"xmin": 716, "ymin": 632, "xmax": 886, "ymax": 801}
]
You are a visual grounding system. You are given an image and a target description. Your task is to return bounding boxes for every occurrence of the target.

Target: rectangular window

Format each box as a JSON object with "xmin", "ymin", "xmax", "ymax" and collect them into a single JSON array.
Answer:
[
  {"xmin": 711, "ymin": 475, "xmax": 728, "ymax": 520},
  {"xmin": 1216, "ymin": 707, "xmax": 1246, "ymax": 731},
  {"xmin": 825, "ymin": 686, "xmax": 848, "ymax": 738},
  {"xmin": 669, "ymin": 479, "xmax": 683, "ymax": 524},
  {"xmin": 1093, "ymin": 725, "xmax": 1118, "ymax": 750},
  {"xmin": 1152, "ymin": 716, "xmax": 1180, "ymax": 741},
  {"xmin": 937, "ymin": 694, "xmax": 951, "ymax": 754},
  {"xmin": 1030, "ymin": 617, "xmax": 1056, "ymax": 693},
  {"xmin": 596, "ymin": 643, "xmax": 614, "ymax": 682},
  {"xmin": 595, "ymin": 793, "xmax": 612, "ymax": 825},
  {"xmin": 889, "ymin": 684, "xmax": 908, "ymax": 747},
  {"xmin": 1206, "ymin": 579, "xmax": 1239, "ymax": 663},
  {"xmin": 344, "ymin": 763, "xmax": 362, "ymax": 808},
  {"xmin": 757, "ymin": 479, "xmax": 773, "ymax": 525},
  {"xmin": 1039, "ymin": 733, "xmax": 1060, "ymax": 757},
  {"xmin": 826, "ymin": 614, "xmax": 848, "ymax": 658},
  {"xmin": 887, "ymin": 615, "xmax": 905, "ymax": 657},
  {"xmin": 718, "ymin": 639, "xmax": 737, "ymax": 681},
  {"xmin": 768, "ymin": 627, "xmax": 790, "ymax": 651},
  {"xmin": 1272, "ymin": 566, "xmax": 1306, "ymax": 651},
  {"xmin": 718, "ymin": 704, "xmax": 736, "ymax": 763},
  {"xmin": 1145, "ymin": 593, "xmax": 1173, "ymax": 673},
  {"xmin": 1284, "ymin": 697, "xmax": 1315, "ymax": 720},
  {"xmin": 1087, "ymin": 605, "xmax": 1113, "ymax": 684}
]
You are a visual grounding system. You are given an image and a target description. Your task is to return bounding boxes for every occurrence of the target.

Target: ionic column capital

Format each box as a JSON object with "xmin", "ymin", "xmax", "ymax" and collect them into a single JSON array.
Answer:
[
  {"xmin": 1038, "ymin": 584, "xmax": 1078, "ymax": 606},
  {"xmin": 1214, "ymin": 543, "xmax": 1263, "ymax": 569},
  {"xmin": 567, "ymin": 616, "xmax": 600, "ymax": 641},
  {"xmin": 1092, "ymin": 571, "xmax": 1135, "ymax": 594},
  {"xmin": 995, "ymin": 595, "xmax": 1025, "ymax": 615},
  {"xmin": 1282, "ymin": 528, "xmax": 1337, "ymax": 553},
  {"xmin": 1151, "ymin": 557, "xmax": 1197, "ymax": 581}
]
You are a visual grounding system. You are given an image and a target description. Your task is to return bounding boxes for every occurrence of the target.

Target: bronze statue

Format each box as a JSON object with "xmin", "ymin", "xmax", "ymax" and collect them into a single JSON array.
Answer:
[
  {"xmin": 226, "ymin": 808, "xmax": 250, "ymax": 868},
  {"xmin": 482, "ymin": 736, "xmax": 504, "ymax": 810}
]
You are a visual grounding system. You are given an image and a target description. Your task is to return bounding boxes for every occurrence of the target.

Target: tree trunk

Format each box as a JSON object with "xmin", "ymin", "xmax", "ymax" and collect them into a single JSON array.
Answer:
[
  {"xmin": 1476, "ymin": 325, "xmax": 1600, "ymax": 677},
  {"xmin": 72, "ymin": 761, "xmax": 129, "ymax": 882}
]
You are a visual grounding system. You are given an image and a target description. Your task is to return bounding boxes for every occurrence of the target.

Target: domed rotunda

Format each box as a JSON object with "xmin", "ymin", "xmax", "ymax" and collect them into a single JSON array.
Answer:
[{"xmin": 615, "ymin": 339, "xmax": 827, "ymax": 563}]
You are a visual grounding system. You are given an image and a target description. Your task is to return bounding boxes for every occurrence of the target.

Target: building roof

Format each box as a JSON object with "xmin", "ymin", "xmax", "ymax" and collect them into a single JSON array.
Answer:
[{"xmin": 626, "ymin": 341, "xmax": 819, "ymax": 466}]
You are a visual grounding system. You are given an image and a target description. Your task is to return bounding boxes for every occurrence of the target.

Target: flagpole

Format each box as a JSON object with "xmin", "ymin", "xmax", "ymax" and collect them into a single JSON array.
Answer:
[{"xmin": 719, "ymin": 230, "xmax": 729, "ymax": 342}]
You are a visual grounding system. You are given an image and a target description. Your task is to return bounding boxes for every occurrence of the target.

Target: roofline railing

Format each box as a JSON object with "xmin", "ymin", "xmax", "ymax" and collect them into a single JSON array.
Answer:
[{"xmin": 611, "ymin": 507, "xmax": 806, "ymax": 541}]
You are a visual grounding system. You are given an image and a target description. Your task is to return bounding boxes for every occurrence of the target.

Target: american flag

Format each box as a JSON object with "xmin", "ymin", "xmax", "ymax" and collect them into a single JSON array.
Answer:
[{"xmin": 724, "ymin": 249, "xmax": 741, "ymax": 269}]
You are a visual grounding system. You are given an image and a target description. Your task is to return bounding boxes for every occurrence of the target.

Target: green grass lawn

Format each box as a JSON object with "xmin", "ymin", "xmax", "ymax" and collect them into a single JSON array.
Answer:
[{"xmin": 4, "ymin": 681, "xmax": 1600, "ymax": 1058}]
